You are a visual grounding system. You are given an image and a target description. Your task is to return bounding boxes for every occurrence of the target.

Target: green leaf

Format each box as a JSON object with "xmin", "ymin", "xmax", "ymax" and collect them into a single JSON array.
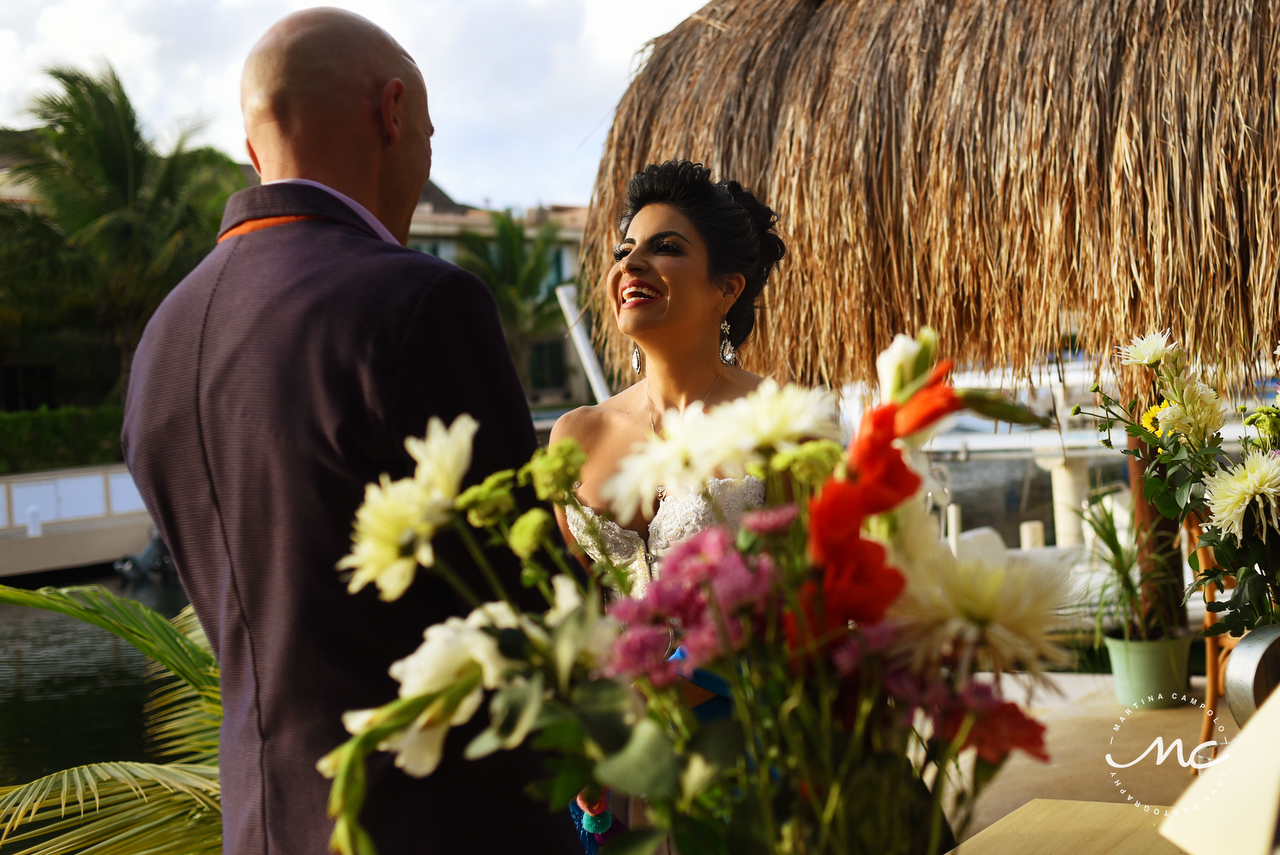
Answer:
[
  {"xmin": 464, "ymin": 728, "xmax": 505, "ymax": 760},
  {"xmin": 531, "ymin": 717, "xmax": 587, "ymax": 753},
  {"xmin": 672, "ymin": 815, "xmax": 728, "ymax": 855},
  {"xmin": 687, "ymin": 719, "xmax": 745, "ymax": 770},
  {"xmin": 570, "ymin": 679, "xmax": 634, "ymax": 755},
  {"xmin": 526, "ymin": 755, "xmax": 595, "ymax": 809},
  {"xmin": 956, "ymin": 389, "xmax": 1051, "ymax": 427},
  {"xmin": 1175, "ymin": 480, "xmax": 1193, "ymax": 510},
  {"xmin": 596, "ymin": 829, "xmax": 665, "ymax": 855},
  {"xmin": 1152, "ymin": 490, "xmax": 1181, "ymax": 520},
  {"xmin": 1202, "ymin": 621, "xmax": 1235, "ymax": 637},
  {"xmin": 727, "ymin": 801, "xmax": 771, "ymax": 855},
  {"xmin": 595, "ymin": 719, "xmax": 680, "ymax": 799}
]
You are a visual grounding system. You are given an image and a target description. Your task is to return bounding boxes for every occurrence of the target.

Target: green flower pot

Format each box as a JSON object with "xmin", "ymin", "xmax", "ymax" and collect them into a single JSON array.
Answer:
[{"xmin": 1104, "ymin": 634, "xmax": 1193, "ymax": 708}]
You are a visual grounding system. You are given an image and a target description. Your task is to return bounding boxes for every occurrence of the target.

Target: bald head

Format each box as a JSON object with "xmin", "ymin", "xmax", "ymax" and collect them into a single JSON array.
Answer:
[{"xmin": 241, "ymin": 8, "xmax": 433, "ymax": 243}]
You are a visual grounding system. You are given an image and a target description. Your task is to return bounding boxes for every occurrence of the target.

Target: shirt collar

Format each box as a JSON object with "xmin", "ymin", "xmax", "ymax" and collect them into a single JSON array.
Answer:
[{"xmin": 264, "ymin": 179, "xmax": 400, "ymax": 246}]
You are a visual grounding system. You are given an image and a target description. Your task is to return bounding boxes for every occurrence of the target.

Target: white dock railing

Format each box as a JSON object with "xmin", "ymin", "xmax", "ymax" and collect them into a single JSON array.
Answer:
[{"xmin": 0, "ymin": 464, "xmax": 152, "ymax": 578}]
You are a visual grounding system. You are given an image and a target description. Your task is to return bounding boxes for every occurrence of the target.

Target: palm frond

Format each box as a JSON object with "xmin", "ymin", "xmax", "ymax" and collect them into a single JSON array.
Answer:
[
  {"xmin": 142, "ymin": 606, "xmax": 220, "ymax": 765},
  {"xmin": 0, "ymin": 763, "xmax": 220, "ymax": 855},
  {"xmin": 0, "ymin": 585, "xmax": 217, "ymax": 699}
]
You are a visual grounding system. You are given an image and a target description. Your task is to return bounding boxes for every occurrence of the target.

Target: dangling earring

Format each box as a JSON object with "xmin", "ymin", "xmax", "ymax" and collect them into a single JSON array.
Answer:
[
  {"xmin": 632, "ymin": 344, "xmax": 644, "ymax": 375},
  {"xmin": 719, "ymin": 318, "xmax": 736, "ymax": 365}
]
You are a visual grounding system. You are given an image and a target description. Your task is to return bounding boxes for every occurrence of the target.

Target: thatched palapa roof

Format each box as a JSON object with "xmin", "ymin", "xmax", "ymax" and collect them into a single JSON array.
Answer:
[{"xmin": 583, "ymin": 0, "xmax": 1280, "ymax": 391}]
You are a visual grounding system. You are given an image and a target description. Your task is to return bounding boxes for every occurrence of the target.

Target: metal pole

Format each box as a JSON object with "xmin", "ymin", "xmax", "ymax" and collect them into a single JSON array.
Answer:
[{"xmin": 555, "ymin": 284, "xmax": 611, "ymax": 404}]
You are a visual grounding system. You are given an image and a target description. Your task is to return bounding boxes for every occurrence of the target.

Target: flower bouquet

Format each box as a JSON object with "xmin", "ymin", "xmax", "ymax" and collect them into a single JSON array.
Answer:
[
  {"xmin": 320, "ymin": 329, "xmax": 1066, "ymax": 855},
  {"xmin": 1077, "ymin": 332, "xmax": 1280, "ymax": 637}
]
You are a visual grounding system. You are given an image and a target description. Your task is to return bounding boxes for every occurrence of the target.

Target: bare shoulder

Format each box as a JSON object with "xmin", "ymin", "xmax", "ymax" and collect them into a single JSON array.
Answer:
[
  {"xmin": 550, "ymin": 405, "xmax": 608, "ymax": 450},
  {"xmin": 718, "ymin": 367, "xmax": 768, "ymax": 401}
]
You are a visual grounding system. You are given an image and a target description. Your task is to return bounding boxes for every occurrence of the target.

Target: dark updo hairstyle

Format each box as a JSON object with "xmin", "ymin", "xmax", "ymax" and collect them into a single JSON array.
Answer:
[{"xmin": 618, "ymin": 160, "xmax": 786, "ymax": 350}]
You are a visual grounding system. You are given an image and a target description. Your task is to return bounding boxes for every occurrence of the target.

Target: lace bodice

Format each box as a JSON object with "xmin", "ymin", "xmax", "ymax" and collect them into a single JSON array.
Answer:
[{"xmin": 565, "ymin": 476, "xmax": 765, "ymax": 597}]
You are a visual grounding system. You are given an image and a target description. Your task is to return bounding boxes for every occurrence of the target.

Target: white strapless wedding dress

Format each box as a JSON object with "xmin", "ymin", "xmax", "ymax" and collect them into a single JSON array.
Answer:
[{"xmin": 564, "ymin": 477, "xmax": 765, "ymax": 597}]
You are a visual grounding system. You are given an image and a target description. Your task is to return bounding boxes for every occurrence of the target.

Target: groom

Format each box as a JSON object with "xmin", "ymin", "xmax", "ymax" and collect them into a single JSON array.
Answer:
[{"xmin": 123, "ymin": 9, "xmax": 576, "ymax": 854}]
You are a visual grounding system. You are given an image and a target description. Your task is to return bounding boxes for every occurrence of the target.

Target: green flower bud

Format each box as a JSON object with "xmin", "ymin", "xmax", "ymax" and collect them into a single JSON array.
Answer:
[
  {"xmin": 1089, "ymin": 383, "xmax": 1101, "ymax": 394},
  {"xmin": 1238, "ymin": 404, "xmax": 1249, "ymax": 414},
  {"xmin": 456, "ymin": 470, "xmax": 517, "ymax": 528},
  {"xmin": 520, "ymin": 561, "xmax": 549, "ymax": 590},
  {"xmin": 1244, "ymin": 406, "xmax": 1280, "ymax": 442},
  {"xmin": 509, "ymin": 508, "xmax": 554, "ymax": 560},
  {"xmin": 913, "ymin": 326, "xmax": 939, "ymax": 378},
  {"xmin": 1070, "ymin": 404, "xmax": 1082, "ymax": 417},
  {"xmin": 771, "ymin": 439, "xmax": 845, "ymax": 488},
  {"xmin": 519, "ymin": 440, "xmax": 587, "ymax": 503}
]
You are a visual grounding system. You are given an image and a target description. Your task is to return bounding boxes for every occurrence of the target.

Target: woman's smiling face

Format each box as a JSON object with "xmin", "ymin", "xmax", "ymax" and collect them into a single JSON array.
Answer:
[{"xmin": 608, "ymin": 203, "xmax": 732, "ymax": 344}]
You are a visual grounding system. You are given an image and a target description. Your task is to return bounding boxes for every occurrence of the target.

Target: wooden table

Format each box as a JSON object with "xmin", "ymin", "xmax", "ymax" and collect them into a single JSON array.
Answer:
[{"xmin": 948, "ymin": 799, "xmax": 1188, "ymax": 854}]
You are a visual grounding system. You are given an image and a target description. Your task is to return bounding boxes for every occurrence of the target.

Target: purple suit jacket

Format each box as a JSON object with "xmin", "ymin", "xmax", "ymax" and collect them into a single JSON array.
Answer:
[{"xmin": 123, "ymin": 184, "xmax": 577, "ymax": 855}]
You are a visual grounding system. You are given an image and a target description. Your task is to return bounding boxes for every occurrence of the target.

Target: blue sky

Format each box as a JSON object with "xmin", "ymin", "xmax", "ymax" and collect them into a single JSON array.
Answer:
[{"xmin": 0, "ymin": 0, "xmax": 705, "ymax": 208}]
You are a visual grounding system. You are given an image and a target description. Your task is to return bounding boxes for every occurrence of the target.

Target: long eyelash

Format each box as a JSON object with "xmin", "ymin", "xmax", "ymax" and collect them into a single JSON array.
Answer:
[{"xmin": 612, "ymin": 244, "xmax": 629, "ymax": 261}]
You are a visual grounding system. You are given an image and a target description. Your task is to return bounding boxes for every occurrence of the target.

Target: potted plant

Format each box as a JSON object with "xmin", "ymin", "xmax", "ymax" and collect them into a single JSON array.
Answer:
[
  {"xmin": 1077, "ymin": 332, "xmax": 1280, "ymax": 639},
  {"xmin": 1078, "ymin": 491, "xmax": 1191, "ymax": 707}
]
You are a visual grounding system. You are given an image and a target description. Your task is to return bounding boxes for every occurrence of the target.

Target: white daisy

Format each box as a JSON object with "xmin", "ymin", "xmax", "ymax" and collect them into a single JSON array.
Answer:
[
  {"xmin": 887, "ymin": 514, "xmax": 1071, "ymax": 682},
  {"xmin": 1118, "ymin": 331, "xmax": 1175, "ymax": 366},
  {"xmin": 1157, "ymin": 380, "xmax": 1226, "ymax": 449},
  {"xmin": 701, "ymin": 380, "xmax": 841, "ymax": 477},
  {"xmin": 1204, "ymin": 449, "xmax": 1280, "ymax": 543}
]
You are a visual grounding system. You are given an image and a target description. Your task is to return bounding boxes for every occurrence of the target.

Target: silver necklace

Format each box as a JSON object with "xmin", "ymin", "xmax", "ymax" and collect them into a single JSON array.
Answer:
[{"xmin": 645, "ymin": 365, "xmax": 727, "ymax": 436}]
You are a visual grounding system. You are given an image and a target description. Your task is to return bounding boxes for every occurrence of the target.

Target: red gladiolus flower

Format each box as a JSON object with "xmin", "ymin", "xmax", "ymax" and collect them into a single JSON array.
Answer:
[
  {"xmin": 789, "ymin": 530, "xmax": 905, "ymax": 651},
  {"xmin": 894, "ymin": 360, "xmax": 964, "ymax": 438},
  {"xmin": 940, "ymin": 699, "xmax": 1049, "ymax": 765},
  {"xmin": 821, "ymin": 536, "xmax": 904, "ymax": 629},
  {"xmin": 845, "ymin": 405, "xmax": 921, "ymax": 516}
]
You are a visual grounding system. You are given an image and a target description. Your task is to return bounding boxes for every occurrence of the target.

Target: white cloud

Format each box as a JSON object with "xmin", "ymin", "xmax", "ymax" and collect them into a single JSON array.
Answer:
[{"xmin": 0, "ymin": 0, "xmax": 704, "ymax": 207}]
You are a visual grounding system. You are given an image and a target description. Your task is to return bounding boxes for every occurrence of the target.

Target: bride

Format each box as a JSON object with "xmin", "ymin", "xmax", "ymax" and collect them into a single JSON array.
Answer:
[
  {"xmin": 550, "ymin": 159, "xmax": 784, "ymax": 850},
  {"xmin": 550, "ymin": 159, "xmax": 786, "ymax": 597}
]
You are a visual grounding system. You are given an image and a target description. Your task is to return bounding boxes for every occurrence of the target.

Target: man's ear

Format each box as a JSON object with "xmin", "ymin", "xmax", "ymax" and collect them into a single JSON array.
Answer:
[
  {"xmin": 245, "ymin": 138, "xmax": 262, "ymax": 175},
  {"xmin": 379, "ymin": 78, "xmax": 406, "ymax": 145}
]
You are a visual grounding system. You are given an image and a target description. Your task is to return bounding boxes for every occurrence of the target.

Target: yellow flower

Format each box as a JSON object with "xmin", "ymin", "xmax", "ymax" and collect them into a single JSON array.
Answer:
[
  {"xmin": 407, "ymin": 415, "xmax": 479, "ymax": 499},
  {"xmin": 338, "ymin": 475, "xmax": 450, "ymax": 601},
  {"xmin": 1140, "ymin": 401, "xmax": 1169, "ymax": 437}
]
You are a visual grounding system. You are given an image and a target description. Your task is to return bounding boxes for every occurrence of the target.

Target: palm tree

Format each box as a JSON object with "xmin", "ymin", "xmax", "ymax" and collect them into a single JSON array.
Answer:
[
  {"xmin": 456, "ymin": 211, "xmax": 565, "ymax": 394},
  {"xmin": 0, "ymin": 66, "xmax": 244, "ymax": 406},
  {"xmin": 0, "ymin": 584, "xmax": 222, "ymax": 854}
]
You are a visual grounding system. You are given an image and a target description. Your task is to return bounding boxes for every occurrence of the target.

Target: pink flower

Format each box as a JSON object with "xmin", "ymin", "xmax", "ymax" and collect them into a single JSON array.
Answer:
[
  {"xmin": 609, "ymin": 596, "xmax": 651, "ymax": 626},
  {"xmin": 606, "ymin": 528, "xmax": 776, "ymax": 679},
  {"xmin": 605, "ymin": 624, "xmax": 676, "ymax": 686},
  {"xmin": 831, "ymin": 622, "xmax": 897, "ymax": 676},
  {"xmin": 680, "ymin": 616, "xmax": 746, "ymax": 665},
  {"xmin": 882, "ymin": 671, "xmax": 950, "ymax": 713},
  {"xmin": 741, "ymin": 504, "xmax": 799, "ymax": 535},
  {"xmin": 709, "ymin": 551, "xmax": 775, "ymax": 616}
]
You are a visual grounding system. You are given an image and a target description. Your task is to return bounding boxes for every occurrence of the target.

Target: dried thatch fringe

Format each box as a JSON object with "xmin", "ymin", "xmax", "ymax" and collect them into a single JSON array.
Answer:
[{"xmin": 583, "ymin": 0, "xmax": 1280, "ymax": 397}]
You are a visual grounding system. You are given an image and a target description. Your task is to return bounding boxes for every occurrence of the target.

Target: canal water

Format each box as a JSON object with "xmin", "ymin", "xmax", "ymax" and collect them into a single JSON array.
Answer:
[
  {"xmin": 0, "ymin": 566, "xmax": 189, "ymax": 787},
  {"xmin": 0, "ymin": 455, "xmax": 1127, "ymax": 788}
]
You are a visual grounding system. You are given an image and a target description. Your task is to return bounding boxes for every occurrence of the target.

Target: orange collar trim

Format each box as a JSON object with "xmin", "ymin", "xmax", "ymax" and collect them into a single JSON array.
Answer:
[{"xmin": 218, "ymin": 214, "xmax": 329, "ymax": 243}]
